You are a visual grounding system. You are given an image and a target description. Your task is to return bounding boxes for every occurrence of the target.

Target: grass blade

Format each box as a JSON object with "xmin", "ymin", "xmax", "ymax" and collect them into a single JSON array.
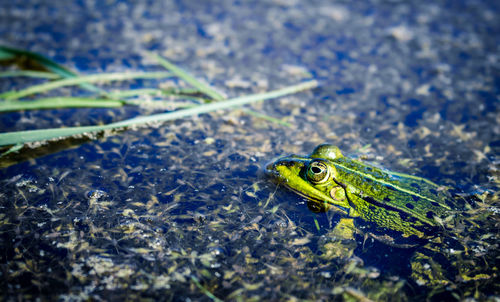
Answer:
[
  {"xmin": 126, "ymin": 99, "xmax": 196, "ymax": 109},
  {"xmin": 108, "ymin": 88, "xmax": 208, "ymax": 102},
  {"xmin": 0, "ymin": 45, "xmax": 101, "ymax": 92},
  {"xmin": 107, "ymin": 88, "xmax": 162, "ymax": 99},
  {"xmin": 0, "ymin": 125, "xmax": 113, "ymax": 147},
  {"xmin": 0, "ymin": 97, "xmax": 125, "ymax": 112},
  {"xmin": 110, "ymin": 80, "xmax": 317, "ymax": 127},
  {"xmin": 151, "ymin": 53, "xmax": 225, "ymax": 101},
  {"xmin": 0, "ymin": 70, "xmax": 61, "ymax": 79},
  {"xmin": 0, "ymin": 49, "xmax": 16, "ymax": 60},
  {"xmin": 243, "ymin": 109, "xmax": 292, "ymax": 127},
  {"xmin": 0, "ymin": 80, "xmax": 317, "ymax": 146},
  {"xmin": 161, "ymin": 87, "xmax": 203, "ymax": 95},
  {"xmin": 0, "ymin": 144, "xmax": 23, "ymax": 158},
  {"xmin": 1, "ymin": 71, "xmax": 172, "ymax": 100},
  {"xmin": 191, "ymin": 276, "xmax": 223, "ymax": 302}
]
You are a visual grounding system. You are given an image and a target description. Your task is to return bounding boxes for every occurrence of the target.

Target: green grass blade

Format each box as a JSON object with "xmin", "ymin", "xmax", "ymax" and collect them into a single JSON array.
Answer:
[
  {"xmin": 159, "ymin": 88, "xmax": 211, "ymax": 102},
  {"xmin": 0, "ymin": 70, "xmax": 61, "ymax": 79},
  {"xmin": 0, "ymin": 45, "xmax": 101, "ymax": 92},
  {"xmin": 0, "ymin": 49, "xmax": 16, "ymax": 60},
  {"xmin": 0, "ymin": 144, "xmax": 23, "ymax": 158},
  {"xmin": 161, "ymin": 87, "xmax": 203, "ymax": 95},
  {"xmin": 191, "ymin": 276, "xmax": 223, "ymax": 302},
  {"xmin": 1, "ymin": 71, "xmax": 172, "ymax": 100},
  {"xmin": 0, "ymin": 125, "xmax": 114, "ymax": 147},
  {"xmin": 0, "ymin": 80, "xmax": 317, "ymax": 146},
  {"xmin": 126, "ymin": 99, "xmax": 196, "ymax": 109},
  {"xmin": 313, "ymin": 215, "xmax": 321, "ymax": 232},
  {"xmin": 108, "ymin": 88, "xmax": 208, "ymax": 102},
  {"xmin": 110, "ymin": 80, "xmax": 317, "ymax": 127},
  {"xmin": 0, "ymin": 97, "xmax": 125, "ymax": 112},
  {"xmin": 151, "ymin": 53, "xmax": 225, "ymax": 101},
  {"xmin": 2, "ymin": 80, "xmax": 316, "ymax": 145},
  {"xmin": 243, "ymin": 109, "xmax": 292, "ymax": 127},
  {"xmin": 107, "ymin": 88, "xmax": 162, "ymax": 99}
]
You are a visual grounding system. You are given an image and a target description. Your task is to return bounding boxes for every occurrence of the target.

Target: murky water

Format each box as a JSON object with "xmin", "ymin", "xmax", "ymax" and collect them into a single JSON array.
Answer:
[{"xmin": 0, "ymin": 1, "xmax": 499, "ymax": 300}]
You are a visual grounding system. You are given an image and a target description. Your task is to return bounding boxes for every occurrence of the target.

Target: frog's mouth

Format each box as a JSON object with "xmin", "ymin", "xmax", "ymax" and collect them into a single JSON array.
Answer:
[{"xmin": 266, "ymin": 157, "xmax": 349, "ymax": 215}]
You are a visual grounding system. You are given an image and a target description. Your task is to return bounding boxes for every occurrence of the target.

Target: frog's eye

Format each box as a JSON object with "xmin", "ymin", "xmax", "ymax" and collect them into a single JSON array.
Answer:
[{"xmin": 306, "ymin": 160, "xmax": 330, "ymax": 184}]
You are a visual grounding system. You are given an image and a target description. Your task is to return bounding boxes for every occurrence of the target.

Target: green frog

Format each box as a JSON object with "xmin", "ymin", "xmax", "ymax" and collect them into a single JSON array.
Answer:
[
  {"xmin": 266, "ymin": 144, "xmax": 462, "ymax": 285},
  {"xmin": 266, "ymin": 144, "xmax": 454, "ymax": 238}
]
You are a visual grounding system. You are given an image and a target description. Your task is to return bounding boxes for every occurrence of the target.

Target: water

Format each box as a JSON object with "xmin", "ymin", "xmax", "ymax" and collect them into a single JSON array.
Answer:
[{"xmin": 0, "ymin": 0, "xmax": 499, "ymax": 300}]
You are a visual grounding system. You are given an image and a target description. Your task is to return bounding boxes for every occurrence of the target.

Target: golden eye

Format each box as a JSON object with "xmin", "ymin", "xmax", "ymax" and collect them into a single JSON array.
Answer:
[{"xmin": 306, "ymin": 160, "xmax": 330, "ymax": 184}]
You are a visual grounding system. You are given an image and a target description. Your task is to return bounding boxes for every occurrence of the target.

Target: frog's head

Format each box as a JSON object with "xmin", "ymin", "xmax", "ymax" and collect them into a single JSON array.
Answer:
[{"xmin": 266, "ymin": 144, "xmax": 350, "ymax": 213}]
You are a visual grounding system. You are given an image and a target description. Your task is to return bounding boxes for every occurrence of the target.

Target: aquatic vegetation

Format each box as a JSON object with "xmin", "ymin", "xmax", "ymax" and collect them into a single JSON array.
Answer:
[
  {"xmin": 0, "ymin": 27, "xmax": 498, "ymax": 300},
  {"xmin": 0, "ymin": 46, "xmax": 317, "ymax": 158}
]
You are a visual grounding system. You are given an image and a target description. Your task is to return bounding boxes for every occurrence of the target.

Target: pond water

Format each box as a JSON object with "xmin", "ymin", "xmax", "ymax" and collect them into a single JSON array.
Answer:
[{"xmin": 0, "ymin": 0, "xmax": 499, "ymax": 301}]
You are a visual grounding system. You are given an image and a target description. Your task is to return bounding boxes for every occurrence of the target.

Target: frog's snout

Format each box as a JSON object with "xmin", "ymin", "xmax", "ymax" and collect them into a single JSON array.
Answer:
[
  {"xmin": 265, "ymin": 155, "xmax": 287, "ymax": 172},
  {"xmin": 265, "ymin": 162, "xmax": 274, "ymax": 172},
  {"xmin": 265, "ymin": 158, "xmax": 291, "ymax": 179},
  {"xmin": 265, "ymin": 161, "xmax": 280, "ymax": 177}
]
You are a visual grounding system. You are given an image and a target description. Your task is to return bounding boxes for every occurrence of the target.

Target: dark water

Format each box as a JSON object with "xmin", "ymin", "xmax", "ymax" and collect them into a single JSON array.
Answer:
[{"xmin": 0, "ymin": 0, "xmax": 499, "ymax": 300}]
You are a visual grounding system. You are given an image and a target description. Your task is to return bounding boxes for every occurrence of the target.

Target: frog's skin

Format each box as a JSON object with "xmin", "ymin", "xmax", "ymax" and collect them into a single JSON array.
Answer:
[{"xmin": 266, "ymin": 144, "xmax": 453, "ymax": 238}]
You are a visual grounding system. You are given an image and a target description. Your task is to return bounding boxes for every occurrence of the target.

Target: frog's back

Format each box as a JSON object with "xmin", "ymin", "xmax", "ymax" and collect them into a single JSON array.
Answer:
[{"xmin": 331, "ymin": 157, "xmax": 451, "ymax": 226}]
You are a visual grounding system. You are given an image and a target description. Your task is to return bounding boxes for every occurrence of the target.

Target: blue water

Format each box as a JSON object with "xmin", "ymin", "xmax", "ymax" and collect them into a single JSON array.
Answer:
[{"xmin": 0, "ymin": 0, "xmax": 498, "ymax": 300}]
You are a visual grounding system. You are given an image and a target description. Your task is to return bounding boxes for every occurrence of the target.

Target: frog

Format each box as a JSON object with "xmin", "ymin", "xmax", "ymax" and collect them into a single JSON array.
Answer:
[
  {"xmin": 266, "ymin": 144, "xmax": 463, "ymax": 286},
  {"xmin": 266, "ymin": 144, "xmax": 455, "ymax": 237}
]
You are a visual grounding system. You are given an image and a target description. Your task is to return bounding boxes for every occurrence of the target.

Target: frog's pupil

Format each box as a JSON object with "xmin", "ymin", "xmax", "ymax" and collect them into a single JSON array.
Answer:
[{"xmin": 312, "ymin": 166, "xmax": 322, "ymax": 174}]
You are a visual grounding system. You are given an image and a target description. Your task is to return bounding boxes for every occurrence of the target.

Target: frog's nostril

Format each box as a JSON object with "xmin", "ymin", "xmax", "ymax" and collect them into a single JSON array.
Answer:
[{"xmin": 266, "ymin": 163, "xmax": 274, "ymax": 170}]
